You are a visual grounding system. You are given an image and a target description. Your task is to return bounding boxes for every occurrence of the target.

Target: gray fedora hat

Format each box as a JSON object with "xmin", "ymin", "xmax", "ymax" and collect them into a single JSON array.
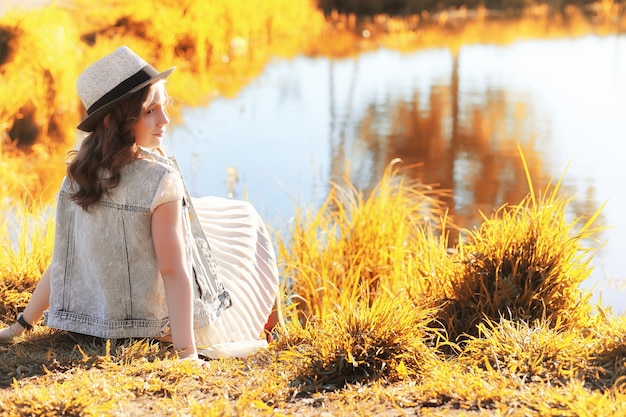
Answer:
[{"xmin": 76, "ymin": 46, "xmax": 175, "ymax": 132}]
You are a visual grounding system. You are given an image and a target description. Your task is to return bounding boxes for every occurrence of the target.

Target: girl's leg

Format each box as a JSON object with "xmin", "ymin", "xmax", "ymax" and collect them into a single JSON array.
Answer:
[
  {"xmin": 264, "ymin": 293, "xmax": 284, "ymax": 341},
  {"xmin": 0, "ymin": 267, "xmax": 51, "ymax": 340}
]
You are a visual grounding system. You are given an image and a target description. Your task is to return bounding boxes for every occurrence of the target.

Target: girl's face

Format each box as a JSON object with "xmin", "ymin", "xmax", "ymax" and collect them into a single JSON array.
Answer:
[{"xmin": 133, "ymin": 81, "xmax": 169, "ymax": 149}]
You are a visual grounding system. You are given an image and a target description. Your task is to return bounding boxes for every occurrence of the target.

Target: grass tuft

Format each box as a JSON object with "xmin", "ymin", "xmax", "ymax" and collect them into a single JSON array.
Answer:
[
  {"xmin": 278, "ymin": 159, "xmax": 450, "ymax": 322},
  {"xmin": 275, "ymin": 292, "xmax": 438, "ymax": 392},
  {"xmin": 460, "ymin": 317, "xmax": 595, "ymax": 385},
  {"xmin": 440, "ymin": 150, "xmax": 602, "ymax": 342}
]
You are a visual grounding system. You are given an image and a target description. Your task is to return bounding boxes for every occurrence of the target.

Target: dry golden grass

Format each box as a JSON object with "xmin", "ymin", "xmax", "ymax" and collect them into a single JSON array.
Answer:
[
  {"xmin": 0, "ymin": 154, "xmax": 624, "ymax": 415},
  {"xmin": 2, "ymin": 0, "xmax": 626, "ymax": 415},
  {"xmin": 277, "ymin": 160, "xmax": 452, "ymax": 322},
  {"xmin": 274, "ymin": 293, "xmax": 440, "ymax": 391},
  {"xmin": 440, "ymin": 152, "xmax": 604, "ymax": 343}
]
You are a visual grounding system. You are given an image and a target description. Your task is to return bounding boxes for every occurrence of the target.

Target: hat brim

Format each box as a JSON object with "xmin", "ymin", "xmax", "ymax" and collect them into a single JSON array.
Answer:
[{"xmin": 77, "ymin": 67, "xmax": 175, "ymax": 132}]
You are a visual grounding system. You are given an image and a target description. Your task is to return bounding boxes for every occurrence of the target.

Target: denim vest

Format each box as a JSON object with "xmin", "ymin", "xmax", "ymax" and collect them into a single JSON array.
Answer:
[{"xmin": 45, "ymin": 149, "xmax": 232, "ymax": 339}]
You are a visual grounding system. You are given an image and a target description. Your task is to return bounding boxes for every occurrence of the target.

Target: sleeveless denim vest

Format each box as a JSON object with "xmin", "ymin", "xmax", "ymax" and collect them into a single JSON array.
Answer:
[{"xmin": 45, "ymin": 149, "xmax": 232, "ymax": 339}]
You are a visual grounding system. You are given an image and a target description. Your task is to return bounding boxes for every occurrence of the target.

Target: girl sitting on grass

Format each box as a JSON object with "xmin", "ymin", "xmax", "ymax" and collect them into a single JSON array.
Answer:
[{"xmin": 0, "ymin": 46, "xmax": 281, "ymax": 362}]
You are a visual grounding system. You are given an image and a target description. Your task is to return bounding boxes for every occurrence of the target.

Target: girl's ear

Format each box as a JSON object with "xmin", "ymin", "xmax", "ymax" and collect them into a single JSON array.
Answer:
[{"xmin": 103, "ymin": 114, "xmax": 110, "ymax": 128}]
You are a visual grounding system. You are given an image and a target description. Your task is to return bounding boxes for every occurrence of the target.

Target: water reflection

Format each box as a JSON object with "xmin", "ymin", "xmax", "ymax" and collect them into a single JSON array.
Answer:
[{"xmin": 166, "ymin": 34, "xmax": 626, "ymax": 313}]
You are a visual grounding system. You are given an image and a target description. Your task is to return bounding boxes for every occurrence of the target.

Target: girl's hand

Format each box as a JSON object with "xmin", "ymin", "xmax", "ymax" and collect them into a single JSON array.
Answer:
[
  {"xmin": 186, "ymin": 357, "xmax": 210, "ymax": 367},
  {"xmin": 179, "ymin": 354, "xmax": 211, "ymax": 368}
]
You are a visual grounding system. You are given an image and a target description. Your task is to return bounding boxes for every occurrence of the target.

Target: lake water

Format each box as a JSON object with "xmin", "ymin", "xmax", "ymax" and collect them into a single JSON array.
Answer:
[{"xmin": 165, "ymin": 34, "xmax": 626, "ymax": 314}]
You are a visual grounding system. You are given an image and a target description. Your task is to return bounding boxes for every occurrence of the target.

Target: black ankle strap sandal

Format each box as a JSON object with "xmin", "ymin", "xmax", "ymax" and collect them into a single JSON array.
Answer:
[{"xmin": 16, "ymin": 313, "xmax": 33, "ymax": 331}]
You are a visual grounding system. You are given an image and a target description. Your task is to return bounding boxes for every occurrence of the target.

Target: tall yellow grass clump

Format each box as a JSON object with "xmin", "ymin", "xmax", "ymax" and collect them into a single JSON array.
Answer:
[
  {"xmin": 275, "ymin": 293, "xmax": 440, "ymax": 391},
  {"xmin": 278, "ymin": 159, "xmax": 454, "ymax": 322},
  {"xmin": 441, "ymin": 153, "xmax": 603, "ymax": 342},
  {"xmin": 275, "ymin": 160, "xmax": 456, "ymax": 385},
  {"xmin": 276, "ymin": 152, "xmax": 605, "ymax": 391}
]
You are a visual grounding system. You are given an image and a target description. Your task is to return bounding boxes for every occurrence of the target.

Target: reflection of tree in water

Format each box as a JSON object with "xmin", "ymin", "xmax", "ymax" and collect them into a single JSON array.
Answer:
[{"xmin": 331, "ymin": 53, "xmax": 600, "ymax": 245}]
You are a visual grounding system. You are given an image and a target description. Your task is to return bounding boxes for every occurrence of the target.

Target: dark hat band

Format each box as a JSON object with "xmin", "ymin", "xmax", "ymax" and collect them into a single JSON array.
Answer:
[{"xmin": 86, "ymin": 64, "xmax": 159, "ymax": 115}]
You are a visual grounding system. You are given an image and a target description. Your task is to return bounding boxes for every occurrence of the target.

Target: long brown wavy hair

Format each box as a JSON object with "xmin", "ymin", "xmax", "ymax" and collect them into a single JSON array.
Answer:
[{"xmin": 67, "ymin": 84, "xmax": 152, "ymax": 210}]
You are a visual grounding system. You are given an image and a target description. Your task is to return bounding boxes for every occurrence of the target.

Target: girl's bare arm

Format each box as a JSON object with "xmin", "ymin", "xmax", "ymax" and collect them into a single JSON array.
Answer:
[{"xmin": 152, "ymin": 200, "xmax": 198, "ymax": 360}]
